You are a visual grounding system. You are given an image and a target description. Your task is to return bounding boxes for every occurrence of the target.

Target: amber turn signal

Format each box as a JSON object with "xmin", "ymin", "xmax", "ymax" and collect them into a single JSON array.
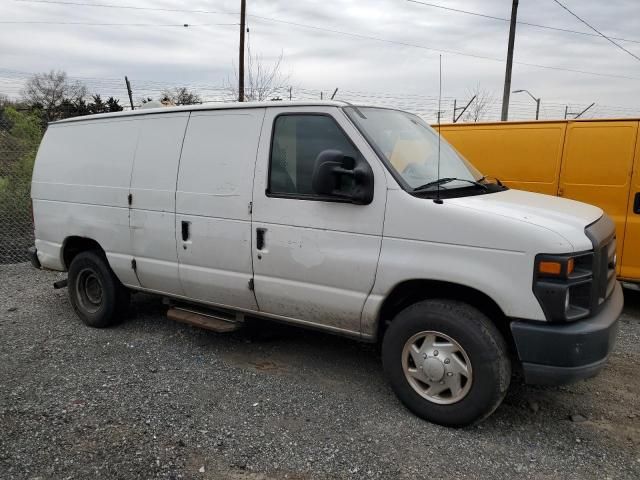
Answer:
[
  {"xmin": 538, "ymin": 258, "xmax": 575, "ymax": 277},
  {"xmin": 539, "ymin": 261, "xmax": 562, "ymax": 275}
]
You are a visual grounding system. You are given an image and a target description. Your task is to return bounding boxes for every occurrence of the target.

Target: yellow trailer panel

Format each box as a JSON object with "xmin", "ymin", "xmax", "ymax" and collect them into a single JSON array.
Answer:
[
  {"xmin": 621, "ymin": 131, "xmax": 640, "ymax": 282},
  {"xmin": 439, "ymin": 119, "xmax": 640, "ymax": 283},
  {"xmin": 439, "ymin": 122, "xmax": 566, "ymax": 196}
]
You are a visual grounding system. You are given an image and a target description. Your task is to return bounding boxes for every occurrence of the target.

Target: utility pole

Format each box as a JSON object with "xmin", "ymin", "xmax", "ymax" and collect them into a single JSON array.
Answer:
[
  {"xmin": 124, "ymin": 76, "xmax": 134, "ymax": 110},
  {"xmin": 238, "ymin": 0, "xmax": 246, "ymax": 102},
  {"xmin": 501, "ymin": 0, "xmax": 519, "ymax": 121}
]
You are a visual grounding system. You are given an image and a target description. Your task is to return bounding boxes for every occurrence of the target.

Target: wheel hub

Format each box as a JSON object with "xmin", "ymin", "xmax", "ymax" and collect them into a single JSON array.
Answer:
[
  {"xmin": 402, "ymin": 330, "xmax": 473, "ymax": 405},
  {"xmin": 422, "ymin": 357, "xmax": 445, "ymax": 382},
  {"xmin": 75, "ymin": 268, "xmax": 104, "ymax": 314}
]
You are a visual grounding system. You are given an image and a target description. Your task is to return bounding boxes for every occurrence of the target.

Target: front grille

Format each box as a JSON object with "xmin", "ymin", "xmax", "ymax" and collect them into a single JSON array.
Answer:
[{"xmin": 584, "ymin": 215, "xmax": 616, "ymax": 312}]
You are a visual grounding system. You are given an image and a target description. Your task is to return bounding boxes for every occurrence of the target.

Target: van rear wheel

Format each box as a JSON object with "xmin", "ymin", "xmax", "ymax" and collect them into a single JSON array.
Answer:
[
  {"xmin": 68, "ymin": 250, "xmax": 130, "ymax": 328},
  {"xmin": 382, "ymin": 299, "xmax": 510, "ymax": 427}
]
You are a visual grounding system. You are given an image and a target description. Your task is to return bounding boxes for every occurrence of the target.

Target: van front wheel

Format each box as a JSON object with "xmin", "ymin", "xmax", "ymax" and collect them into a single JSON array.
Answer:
[
  {"xmin": 382, "ymin": 300, "xmax": 510, "ymax": 427},
  {"xmin": 68, "ymin": 250, "xmax": 130, "ymax": 328}
]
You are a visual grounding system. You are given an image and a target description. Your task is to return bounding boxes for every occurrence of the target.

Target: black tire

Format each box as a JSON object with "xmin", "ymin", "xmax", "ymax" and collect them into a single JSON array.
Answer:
[
  {"xmin": 68, "ymin": 250, "xmax": 130, "ymax": 328},
  {"xmin": 382, "ymin": 299, "xmax": 511, "ymax": 427}
]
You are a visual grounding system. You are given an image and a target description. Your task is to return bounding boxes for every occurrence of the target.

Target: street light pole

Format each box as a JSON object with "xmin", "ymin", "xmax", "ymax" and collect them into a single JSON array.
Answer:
[{"xmin": 513, "ymin": 89, "xmax": 541, "ymax": 120}]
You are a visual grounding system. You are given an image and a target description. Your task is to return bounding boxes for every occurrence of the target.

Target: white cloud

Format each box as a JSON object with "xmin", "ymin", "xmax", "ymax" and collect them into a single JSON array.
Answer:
[{"xmin": 0, "ymin": 0, "xmax": 638, "ymax": 120}]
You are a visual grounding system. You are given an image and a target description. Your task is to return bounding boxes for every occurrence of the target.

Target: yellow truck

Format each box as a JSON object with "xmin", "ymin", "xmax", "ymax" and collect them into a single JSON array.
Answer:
[{"xmin": 439, "ymin": 119, "xmax": 640, "ymax": 287}]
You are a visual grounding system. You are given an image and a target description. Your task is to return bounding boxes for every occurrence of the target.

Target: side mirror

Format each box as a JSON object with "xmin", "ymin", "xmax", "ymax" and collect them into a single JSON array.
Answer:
[{"xmin": 311, "ymin": 149, "xmax": 374, "ymax": 205}]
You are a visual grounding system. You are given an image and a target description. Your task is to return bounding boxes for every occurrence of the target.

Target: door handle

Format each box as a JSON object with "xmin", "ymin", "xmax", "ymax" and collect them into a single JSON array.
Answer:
[
  {"xmin": 181, "ymin": 221, "xmax": 191, "ymax": 242},
  {"xmin": 634, "ymin": 192, "xmax": 640, "ymax": 214},
  {"xmin": 256, "ymin": 228, "xmax": 266, "ymax": 250}
]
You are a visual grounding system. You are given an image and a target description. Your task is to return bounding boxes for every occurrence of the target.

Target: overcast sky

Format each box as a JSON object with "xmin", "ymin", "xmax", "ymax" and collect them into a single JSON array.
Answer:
[{"xmin": 1, "ymin": 0, "xmax": 639, "ymax": 120}]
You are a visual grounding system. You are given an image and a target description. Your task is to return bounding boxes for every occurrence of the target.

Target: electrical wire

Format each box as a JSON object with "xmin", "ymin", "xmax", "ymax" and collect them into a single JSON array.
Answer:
[
  {"xmin": 12, "ymin": 0, "xmax": 640, "ymax": 81},
  {"xmin": 550, "ymin": 0, "xmax": 640, "ymax": 62},
  {"xmin": 407, "ymin": 0, "xmax": 640, "ymax": 45},
  {"xmin": 18, "ymin": 0, "xmax": 640, "ymax": 46},
  {"xmin": 0, "ymin": 21, "xmax": 238, "ymax": 27},
  {"xmin": 13, "ymin": 0, "xmax": 235, "ymax": 16},
  {"xmin": 246, "ymin": 15, "xmax": 640, "ymax": 81}
]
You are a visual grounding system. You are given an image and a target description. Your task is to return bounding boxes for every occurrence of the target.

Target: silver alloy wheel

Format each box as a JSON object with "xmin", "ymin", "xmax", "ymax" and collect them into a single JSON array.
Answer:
[
  {"xmin": 402, "ymin": 330, "xmax": 473, "ymax": 405},
  {"xmin": 75, "ymin": 268, "xmax": 104, "ymax": 314}
]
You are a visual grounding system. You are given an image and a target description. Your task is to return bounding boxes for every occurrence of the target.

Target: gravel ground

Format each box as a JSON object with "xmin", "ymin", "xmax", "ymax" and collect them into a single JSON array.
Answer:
[{"xmin": 1, "ymin": 263, "xmax": 639, "ymax": 480}]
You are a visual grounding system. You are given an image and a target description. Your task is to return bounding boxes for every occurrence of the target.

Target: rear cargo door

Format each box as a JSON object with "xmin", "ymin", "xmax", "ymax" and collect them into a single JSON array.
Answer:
[
  {"xmin": 620, "ymin": 124, "xmax": 640, "ymax": 281},
  {"xmin": 558, "ymin": 121, "xmax": 637, "ymax": 274}
]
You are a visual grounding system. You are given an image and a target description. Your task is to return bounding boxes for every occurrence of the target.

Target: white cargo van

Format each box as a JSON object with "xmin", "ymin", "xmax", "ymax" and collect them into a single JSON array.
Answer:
[{"xmin": 30, "ymin": 101, "xmax": 623, "ymax": 426}]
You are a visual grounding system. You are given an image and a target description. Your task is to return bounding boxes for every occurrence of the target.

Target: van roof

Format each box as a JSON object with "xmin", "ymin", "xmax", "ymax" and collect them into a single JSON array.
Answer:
[{"xmin": 53, "ymin": 100, "xmax": 352, "ymax": 124}]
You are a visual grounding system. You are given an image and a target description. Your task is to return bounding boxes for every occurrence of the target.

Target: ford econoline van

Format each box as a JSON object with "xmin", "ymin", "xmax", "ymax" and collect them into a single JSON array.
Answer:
[{"xmin": 29, "ymin": 101, "xmax": 623, "ymax": 426}]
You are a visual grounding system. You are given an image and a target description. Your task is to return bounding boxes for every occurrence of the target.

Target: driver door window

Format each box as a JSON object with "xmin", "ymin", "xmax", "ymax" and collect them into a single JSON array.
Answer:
[{"xmin": 268, "ymin": 114, "xmax": 359, "ymax": 197}]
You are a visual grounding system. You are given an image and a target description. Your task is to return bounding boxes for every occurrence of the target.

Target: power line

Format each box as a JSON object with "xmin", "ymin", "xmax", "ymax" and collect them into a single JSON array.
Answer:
[
  {"xmin": 550, "ymin": 0, "xmax": 640, "ymax": 62},
  {"xmin": 0, "ymin": 21, "xmax": 238, "ymax": 27},
  {"xmin": 246, "ymin": 15, "xmax": 640, "ymax": 81},
  {"xmin": 9, "ymin": 0, "xmax": 640, "ymax": 81},
  {"xmin": 407, "ymin": 0, "xmax": 640, "ymax": 45},
  {"xmin": 19, "ymin": 0, "xmax": 640, "ymax": 46},
  {"xmin": 14, "ymin": 0, "xmax": 236, "ymax": 16}
]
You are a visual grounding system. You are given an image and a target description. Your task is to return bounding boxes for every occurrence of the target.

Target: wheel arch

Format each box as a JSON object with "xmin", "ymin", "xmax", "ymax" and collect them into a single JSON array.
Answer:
[
  {"xmin": 62, "ymin": 236, "xmax": 105, "ymax": 270},
  {"xmin": 376, "ymin": 279, "xmax": 514, "ymax": 351}
]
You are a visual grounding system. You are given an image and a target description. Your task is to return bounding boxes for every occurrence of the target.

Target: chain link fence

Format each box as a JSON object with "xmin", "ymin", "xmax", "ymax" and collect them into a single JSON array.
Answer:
[{"xmin": 0, "ymin": 107, "xmax": 41, "ymax": 264}]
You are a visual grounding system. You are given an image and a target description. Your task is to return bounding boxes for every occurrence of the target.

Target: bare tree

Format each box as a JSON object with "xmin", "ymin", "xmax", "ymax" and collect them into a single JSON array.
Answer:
[
  {"xmin": 160, "ymin": 87, "xmax": 202, "ymax": 106},
  {"xmin": 227, "ymin": 46, "xmax": 289, "ymax": 102},
  {"xmin": 462, "ymin": 83, "xmax": 496, "ymax": 123},
  {"xmin": 21, "ymin": 70, "xmax": 87, "ymax": 121}
]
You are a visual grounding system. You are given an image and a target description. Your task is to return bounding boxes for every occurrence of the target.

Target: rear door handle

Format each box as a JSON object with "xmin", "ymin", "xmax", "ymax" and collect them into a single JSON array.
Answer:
[
  {"xmin": 634, "ymin": 192, "xmax": 640, "ymax": 214},
  {"xmin": 181, "ymin": 221, "xmax": 191, "ymax": 241},
  {"xmin": 256, "ymin": 228, "xmax": 266, "ymax": 250}
]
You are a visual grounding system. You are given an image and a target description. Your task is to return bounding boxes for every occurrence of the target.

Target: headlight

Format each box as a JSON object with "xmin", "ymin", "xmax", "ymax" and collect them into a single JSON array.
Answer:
[{"xmin": 533, "ymin": 253, "xmax": 593, "ymax": 322}]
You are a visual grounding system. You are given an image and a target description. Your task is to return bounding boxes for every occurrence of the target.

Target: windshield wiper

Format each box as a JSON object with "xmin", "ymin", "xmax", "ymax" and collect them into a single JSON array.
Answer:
[{"xmin": 413, "ymin": 177, "xmax": 489, "ymax": 192}]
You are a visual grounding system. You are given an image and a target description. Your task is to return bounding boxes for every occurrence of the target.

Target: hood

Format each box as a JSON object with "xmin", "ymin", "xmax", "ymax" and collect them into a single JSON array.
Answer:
[{"xmin": 448, "ymin": 189, "xmax": 602, "ymax": 251}]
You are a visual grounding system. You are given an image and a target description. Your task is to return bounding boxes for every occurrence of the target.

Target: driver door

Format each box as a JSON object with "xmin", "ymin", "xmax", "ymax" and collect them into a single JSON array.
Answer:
[{"xmin": 250, "ymin": 107, "xmax": 387, "ymax": 336}]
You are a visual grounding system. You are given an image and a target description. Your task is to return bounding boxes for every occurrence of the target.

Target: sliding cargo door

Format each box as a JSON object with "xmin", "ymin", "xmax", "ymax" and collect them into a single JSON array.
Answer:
[
  {"xmin": 558, "ymin": 121, "xmax": 637, "ymax": 273},
  {"xmin": 620, "ymin": 124, "xmax": 640, "ymax": 281},
  {"xmin": 129, "ymin": 112, "xmax": 189, "ymax": 294},
  {"xmin": 175, "ymin": 109, "xmax": 265, "ymax": 310}
]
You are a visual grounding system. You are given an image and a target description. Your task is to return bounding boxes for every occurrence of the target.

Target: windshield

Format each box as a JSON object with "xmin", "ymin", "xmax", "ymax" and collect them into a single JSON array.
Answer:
[{"xmin": 344, "ymin": 107, "xmax": 483, "ymax": 191}]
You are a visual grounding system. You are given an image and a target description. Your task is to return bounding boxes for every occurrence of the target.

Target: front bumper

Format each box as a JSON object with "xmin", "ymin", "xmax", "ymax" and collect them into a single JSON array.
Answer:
[{"xmin": 510, "ymin": 281, "xmax": 623, "ymax": 385}]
